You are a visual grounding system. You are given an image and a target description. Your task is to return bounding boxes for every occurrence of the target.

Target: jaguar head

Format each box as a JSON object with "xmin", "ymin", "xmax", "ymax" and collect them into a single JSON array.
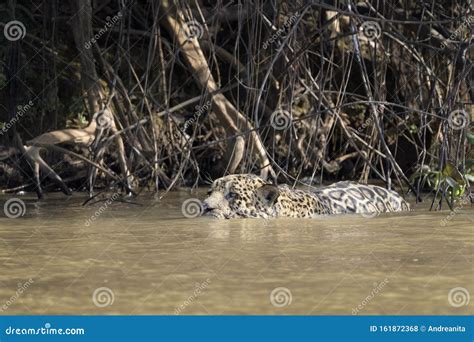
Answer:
[{"xmin": 202, "ymin": 174, "xmax": 279, "ymax": 219}]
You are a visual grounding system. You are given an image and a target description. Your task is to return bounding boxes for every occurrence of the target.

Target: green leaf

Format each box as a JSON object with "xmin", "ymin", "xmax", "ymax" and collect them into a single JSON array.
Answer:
[
  {"xmin": 452, "ymin": 183, "xmax": 465, "ymax": 197},
  {"xmin": 444, "ymin": 176, "xmax": 458, "ymax": 188},
  {"xmin": 429, "ymin": 172, "xmax": 442, "ymax": 189},
  {"xmin": 443, "ymin": 162, "xmax": 466, "ymax": 186},
  {"xmin": 467, "ymin": 132, "xmax": 474, "ymax": 145}
]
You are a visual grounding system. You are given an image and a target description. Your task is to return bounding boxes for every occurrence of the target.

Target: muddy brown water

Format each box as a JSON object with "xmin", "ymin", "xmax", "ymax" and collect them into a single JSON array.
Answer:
[{"xmin": 0, "ymin": 190, "xmax": 472, "ymax": 315}]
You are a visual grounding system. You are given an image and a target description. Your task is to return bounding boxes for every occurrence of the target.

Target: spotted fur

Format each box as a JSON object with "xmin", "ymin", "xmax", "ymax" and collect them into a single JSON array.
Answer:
[{"xmin": 202, "ymin": 174, "xmax": 410, "ymax": 219}]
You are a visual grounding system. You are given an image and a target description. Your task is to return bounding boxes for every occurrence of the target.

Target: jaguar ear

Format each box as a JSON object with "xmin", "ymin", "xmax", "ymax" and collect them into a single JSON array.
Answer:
[{"xmin": 256, "ymin": 184, "xmax": 280, "ymax": 206}]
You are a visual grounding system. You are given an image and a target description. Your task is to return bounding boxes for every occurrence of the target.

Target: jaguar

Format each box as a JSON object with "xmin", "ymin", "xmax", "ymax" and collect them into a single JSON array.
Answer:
[{"xmin": 202, "ymin": 174, "xmax": 410, "ymax": 219}]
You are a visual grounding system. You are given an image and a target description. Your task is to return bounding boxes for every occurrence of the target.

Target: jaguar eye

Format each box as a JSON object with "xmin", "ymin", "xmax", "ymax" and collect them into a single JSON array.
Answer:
[{"xmin": 226, "ymin": 192, "xmax": 237, "ymax": 200}]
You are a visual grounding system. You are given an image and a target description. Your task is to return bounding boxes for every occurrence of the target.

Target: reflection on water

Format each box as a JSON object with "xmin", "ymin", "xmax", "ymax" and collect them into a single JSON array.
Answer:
[{"xmin": 0, "ymin": 191, "xmax": 472, "ymax": 315}]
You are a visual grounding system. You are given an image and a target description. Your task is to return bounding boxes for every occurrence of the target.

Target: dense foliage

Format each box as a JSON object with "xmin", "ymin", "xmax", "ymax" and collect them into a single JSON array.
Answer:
[{"xmin": 0, "ymin": 0, "xmax": 472, "ymax": 206}]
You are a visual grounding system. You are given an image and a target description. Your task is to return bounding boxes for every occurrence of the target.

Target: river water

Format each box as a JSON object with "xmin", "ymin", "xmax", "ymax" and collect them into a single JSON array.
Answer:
[{"xmin": 0, "ymin": 190, "xmax": 472, "ymax": 315}]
